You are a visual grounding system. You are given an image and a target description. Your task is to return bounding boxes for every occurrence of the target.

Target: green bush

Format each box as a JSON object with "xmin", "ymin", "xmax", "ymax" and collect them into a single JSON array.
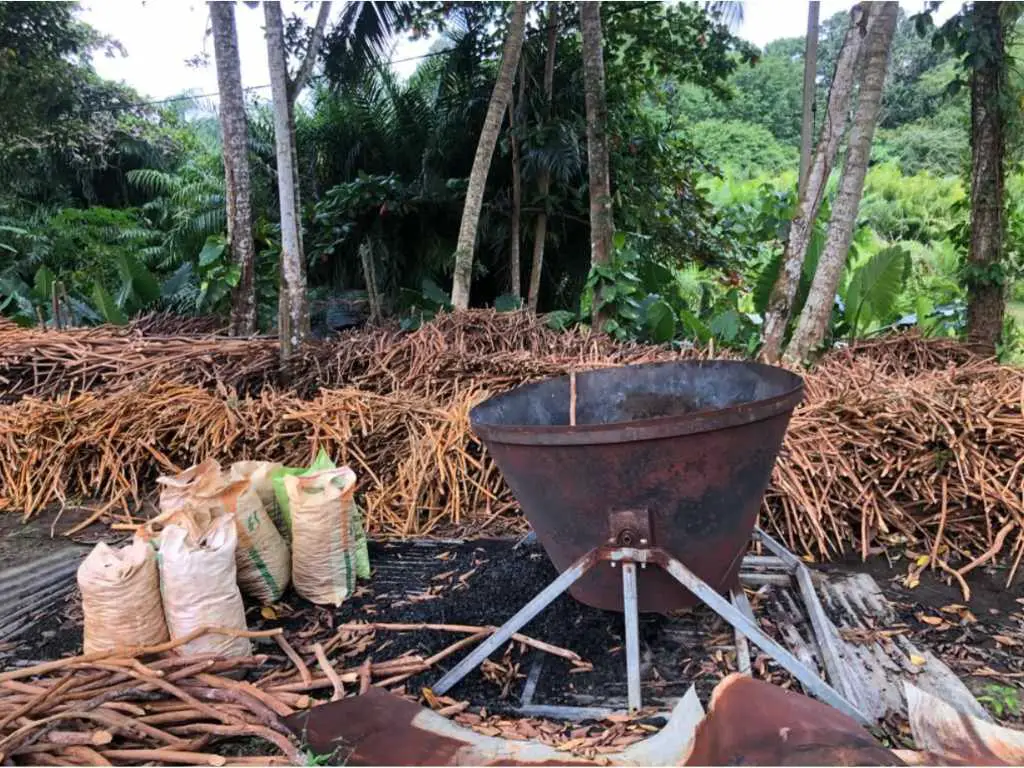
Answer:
[
  {"xmin": 859, "ymin": 163, "xmax": 966, "ymax": 243},
  {"xmin": 691, "ymin": 119, "xmax": 798, "ymax": 177},
  {"xmin": 873, "ymin": 123, "xmax": 967, "ymax": 176}
]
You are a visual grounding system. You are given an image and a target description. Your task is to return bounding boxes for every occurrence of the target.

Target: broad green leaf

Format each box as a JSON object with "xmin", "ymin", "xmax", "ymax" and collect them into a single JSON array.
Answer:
[
  {"xmin": 546, "ymin": 310, "xmax": 576, "ymax": 331},
  {"xmin": 198, "ymin": 235, "xmax": 227, "ymax": 267},
  {"xmin": 710, "ymin": 309, "xmax": 741, "ymax": 342},
  {"xmin": 160, "ymin": 263, "xmax": 194, "ymax": 298},
  {"xmin": 916, "ymin": 295, "xmax": 936, "ymax": 336},
  {"xmin": 844, "ymin": 246, "xmax": 911, "ymax": 336},
  {"xmin": 494, "ymin": 294, "xmax": 522, "ymax": 312},
  {"xmin": 92, "ymin": 284, "xmax": 128, "ymax": 326},
  {"xmin": 196, "ymin": 280, "xmax": 210, "ymax": 311},
  {"xmin": 752, "ymin": 252, "xmax": 782, "ymax": 315},
  {"xmin": 612, "ymin": 231, "xmax": 627, "ymax": 251},
  {"xmin": 645, "ymin": 298, "xmax": 676, "ymax": 343},
  {"xmin": 421, "ymin": 277, "xmax": 450, "ymax": 308},
  {"xmin": 34, "ymin": 266, "xmax": 56, "ymax": 301},
  {"xmin": 637, "ymin": 259, "xmax": 674, "ymax": 294},
  {"xmin": 678, "ymin": 309, "xmax": 712, "ymax": 344},
  {"xmin": 116, "ymin": 253, "xmax": 160, "ymax": 305}
]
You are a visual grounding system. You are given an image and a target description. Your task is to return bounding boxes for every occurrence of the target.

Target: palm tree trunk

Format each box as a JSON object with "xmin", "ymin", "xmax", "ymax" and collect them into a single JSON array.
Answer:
[
  {"xmin": 527, "ymin": 4, "xmax": 559, "ymax": 313},
  {"xmin": 509, "ymin": 60, "xmax": 525, "ymax": 300},
  {"xmin": 210, "ymin": 1, "xmax": 256, "ymax": 336},
  {"xmin": 579, "ymin": 0, "xmax": 613, "ymax": 331},
  {"xmin": 787, "ymin": 2, "xmax": 898, "ymax": 362},
  {"xmin": 798, "ymin": 1, "xmax": 820, "ymax": 196},
  {"xmin": 265, "ymin": 1, "xmax": 307, "ymax": 363},
  {"xmin": 451, "ymin": 2, "xmax": 528, "ymax": 311},
  {"xmin": 760, "ymin": 3, "xmax": 871, "ymax": 363},
  {"xmin": 966, "ymin": 1, "xmax": 1007, "ymax": 354}
]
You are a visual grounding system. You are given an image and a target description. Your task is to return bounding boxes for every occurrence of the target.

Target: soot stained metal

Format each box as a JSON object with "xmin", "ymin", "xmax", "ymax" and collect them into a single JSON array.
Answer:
[{"xmin": 470, "ymin": 360, "xmax": 804, "ymax": 613}]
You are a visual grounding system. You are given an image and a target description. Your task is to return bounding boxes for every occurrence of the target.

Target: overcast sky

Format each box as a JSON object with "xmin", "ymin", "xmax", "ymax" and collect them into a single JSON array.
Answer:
[{"xmin": 80, "ymin": 1, "xmax": 963, "ymax": 104}]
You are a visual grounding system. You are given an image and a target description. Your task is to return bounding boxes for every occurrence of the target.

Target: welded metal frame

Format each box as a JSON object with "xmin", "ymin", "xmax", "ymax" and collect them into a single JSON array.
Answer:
[{"xmin": 431, "ymin": 529, "xmax": 868, "ymax": 726}]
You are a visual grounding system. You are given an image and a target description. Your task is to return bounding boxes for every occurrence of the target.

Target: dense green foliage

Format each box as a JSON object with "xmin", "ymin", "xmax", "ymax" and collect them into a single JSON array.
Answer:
[{"xmin": 0, "ymin": 2, "xmax": 1021, "ymax": 362}]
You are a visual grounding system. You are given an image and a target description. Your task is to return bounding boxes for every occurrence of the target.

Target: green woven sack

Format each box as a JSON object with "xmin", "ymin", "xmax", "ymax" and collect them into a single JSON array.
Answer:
[{"xmin": 270, "ymin": 449, "xmax": 370, "ymax": 580}]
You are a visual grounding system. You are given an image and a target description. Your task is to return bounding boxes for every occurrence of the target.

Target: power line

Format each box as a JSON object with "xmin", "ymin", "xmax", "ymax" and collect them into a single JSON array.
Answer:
[{"xmin": 88, "ymin": 47, "xmax": 453, "ymax": 114}]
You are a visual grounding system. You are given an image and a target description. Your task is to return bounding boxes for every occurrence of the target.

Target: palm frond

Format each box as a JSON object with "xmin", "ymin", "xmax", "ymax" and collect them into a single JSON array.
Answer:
[
  {"xmin": 322, "ymin": 1, "xmax": 418, "ymax": 87},
  {"xmin": 126, "ymin": 168, "xmax": 182, "ymax": 197}
]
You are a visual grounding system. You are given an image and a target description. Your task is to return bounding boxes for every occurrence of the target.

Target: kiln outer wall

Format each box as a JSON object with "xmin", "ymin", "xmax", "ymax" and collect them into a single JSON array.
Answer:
[{"xmin": 470, "ymin": 360, "xmax": 804, "ymax": 613}]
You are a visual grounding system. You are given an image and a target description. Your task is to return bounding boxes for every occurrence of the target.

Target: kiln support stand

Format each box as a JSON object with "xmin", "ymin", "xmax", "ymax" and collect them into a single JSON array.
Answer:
[{"xmin": 431, "ymin": 524, "xmax": 868, "ymax": 726}]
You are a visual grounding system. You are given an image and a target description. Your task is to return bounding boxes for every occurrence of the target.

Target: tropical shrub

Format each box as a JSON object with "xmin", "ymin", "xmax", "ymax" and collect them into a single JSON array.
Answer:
[
  {"xmin": 859, "ymin": 163, "xmax": 966, "ymax": 243},
  {"xmin": 691, "ymin": 119, "xmax": 798, "ymax": 177}
]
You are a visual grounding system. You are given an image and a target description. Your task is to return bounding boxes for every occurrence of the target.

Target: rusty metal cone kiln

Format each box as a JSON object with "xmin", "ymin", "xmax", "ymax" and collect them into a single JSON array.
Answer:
[{"xmin": 430, "ymin": 360, "xmax": 866, "ymax": 724}]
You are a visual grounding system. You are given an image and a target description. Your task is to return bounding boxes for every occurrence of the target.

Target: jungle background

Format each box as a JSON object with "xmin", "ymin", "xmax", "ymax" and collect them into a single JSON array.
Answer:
[{"xmin": 1, "ymin": 0, "xmax": 1022, "ymax": 363}]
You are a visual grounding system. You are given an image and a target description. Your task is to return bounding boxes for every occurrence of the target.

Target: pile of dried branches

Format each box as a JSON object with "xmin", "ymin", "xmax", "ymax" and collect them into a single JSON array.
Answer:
[
  {"xmin": 0, "ymin": 627, "xmax": 304, "ymax": 766},
  {"xmin": 0, "ymin": 312, "xmax": 687, "ymax": 403},
  {"xmin": 1, "ymin": 312, "xmax": 1022, "ymax": 583}
]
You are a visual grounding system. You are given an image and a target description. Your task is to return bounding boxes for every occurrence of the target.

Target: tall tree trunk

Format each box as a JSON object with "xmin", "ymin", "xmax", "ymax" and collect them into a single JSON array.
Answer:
[
  {"xmin": 527, "ymin": 4, "xmax": 558, "ymax": 313},
  {"xmin": 210, "ymin": 1, "xmax": 257, "ymax": 336},
  {"xmin": 760, "ymin": 3, "xmax": 871, "ymax": 363},
  {"xmin": 580, "ymin": 0, "xmax": 613, "ymax": 331},
  {"xmin": 508, "ymin": 60, "xmax": 525, "ymax": 300},
  {"xmin": 966, "ymin": 1, "xmax": 1007, "ymax": 354},
  {"xmin": 451, "ymin": 2, "xmax": 528, "ymax": 311},
  {"xmin": 266, "ymin": 1, "xmax": 305, "ymax": 362},
  {"xmin": 264, "ymin": 0, "xmax": 330, "ymax": 364},
  {"xmin": 787, "ymin": 3, "xmax": 898, "ymax": 362},
  {"xmin": 798, "ymin": 1, "xmax": 820, "ymax": 195}
]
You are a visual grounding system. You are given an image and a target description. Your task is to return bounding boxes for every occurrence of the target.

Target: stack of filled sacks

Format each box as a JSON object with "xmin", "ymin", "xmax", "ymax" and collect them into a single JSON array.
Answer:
[{"xmin": 76, "ymin": 453, "xmax": 370, "ymax": 657}]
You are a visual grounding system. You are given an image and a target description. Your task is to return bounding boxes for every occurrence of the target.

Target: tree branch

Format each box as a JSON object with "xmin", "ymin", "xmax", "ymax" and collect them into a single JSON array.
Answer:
[{"xmin": 288, "ymin": 1, "xmax": 332, "ymax": 106}]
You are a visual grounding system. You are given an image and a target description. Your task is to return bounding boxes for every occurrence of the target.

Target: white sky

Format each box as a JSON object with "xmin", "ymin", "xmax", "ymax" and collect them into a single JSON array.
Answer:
[{"xmin": 80, "ymin": 1, "xmax": 964, "ymax": 103}]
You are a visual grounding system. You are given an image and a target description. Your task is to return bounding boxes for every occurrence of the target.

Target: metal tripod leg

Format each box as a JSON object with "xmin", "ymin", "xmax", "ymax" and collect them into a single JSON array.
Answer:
[
  {"xmin": 659, "ymin": 553, "xmax": 869, "ymax": 725},
  {"xmin": 431, "ymin": 548, "xmax": 600, "ymax": 696},
  {"xmin": 622, "ymin": 563, "xmax": 642, "ymax": 711}
]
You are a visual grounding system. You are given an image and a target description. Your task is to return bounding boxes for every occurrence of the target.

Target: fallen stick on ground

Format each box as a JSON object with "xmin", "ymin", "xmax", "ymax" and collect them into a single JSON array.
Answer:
[
  {"xmin": 313, "ymin": 643, "xmax": 345, "ymax": 702},
  {"xmin": 43, "ymin": 730, "xmax": 113, "ymax": 747},
  {"xmin": 0, "ymin": 627, "xmax": 282, "ymax": 684},
  {"xmin": 424, "ymin": 630, "xmax": 491, "ymax": 668},
  {"xmin": 64, "ymin": 745, "xmax": 112, "ymax": 765},
  {"xmin": 359, "ymin": 658, "xmax": 372, "ymax": 696},
  {"xmin": 337, "ymin": 621, "xmax": 583, "ymax": 663},
  {"xmin": 0, "ymin": 674, "xmax": 78, "ymax": 730},
  {"xmin": 166, "ymin": 723, "xmax": 304, "ymax": 764},
  {"xmin": 99, "ymin": 747, "xmax": 227, "ymax": 766},
  {"xmin": 957, "ymin": 521, "xmax": 1015, "ymax": 577},
  {"xmin": 273, "ymin": 634, "xmax": 311, "ymax": 687},
  {"xmin": 193, "ymin": 673, "xmax": 293, "ymax": 719}
]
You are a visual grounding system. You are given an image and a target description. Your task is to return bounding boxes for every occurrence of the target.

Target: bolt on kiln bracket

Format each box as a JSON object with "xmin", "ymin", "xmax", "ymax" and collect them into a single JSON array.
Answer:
[{"xmin": 430, "ymin": 517, "xmax": 867, "ymax": 725}]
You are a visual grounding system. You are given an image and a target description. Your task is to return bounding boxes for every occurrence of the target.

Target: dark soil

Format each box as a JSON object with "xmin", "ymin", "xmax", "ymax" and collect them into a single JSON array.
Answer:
[
  {"xmin": 6, "ymin": 514, "xmax": 1024, "ymax": 727},
  {"xmin": 246, "ymin": 538, "xmax": 764, "ymax": 713}
]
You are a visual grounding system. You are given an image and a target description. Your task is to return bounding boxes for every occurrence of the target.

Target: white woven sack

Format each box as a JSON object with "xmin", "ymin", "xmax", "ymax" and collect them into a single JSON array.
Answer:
[{"xmin": 157, "ymin": 515, "xmax": 251, "ymax": 657}]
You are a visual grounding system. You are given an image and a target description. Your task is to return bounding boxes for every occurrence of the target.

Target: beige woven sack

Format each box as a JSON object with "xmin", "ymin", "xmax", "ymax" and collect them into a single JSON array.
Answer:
[
  {"xmin": 230, "ymin": 460, "xmax": 288, "ymax": 538},
  {"xmin": 197, "ymin": 479, "xmax": 291, "ymax": 604},
  {"xmin": 156, "ymin": 458, "xmax": 223, "ymax": 515},
  {"xmin": 77, "ymin": 535, "xmax": 169, "ymax": 654},
  {"xmin": 158, "ymin": 515, "xmax": 251, "ymax": 657},
  {"xmin": 284, "ymin": 467, "xmax": 358, "ymax": 606},
  {"xmin": 228, "ymin": 461, "xmax": 282, "ymax": 510}
]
